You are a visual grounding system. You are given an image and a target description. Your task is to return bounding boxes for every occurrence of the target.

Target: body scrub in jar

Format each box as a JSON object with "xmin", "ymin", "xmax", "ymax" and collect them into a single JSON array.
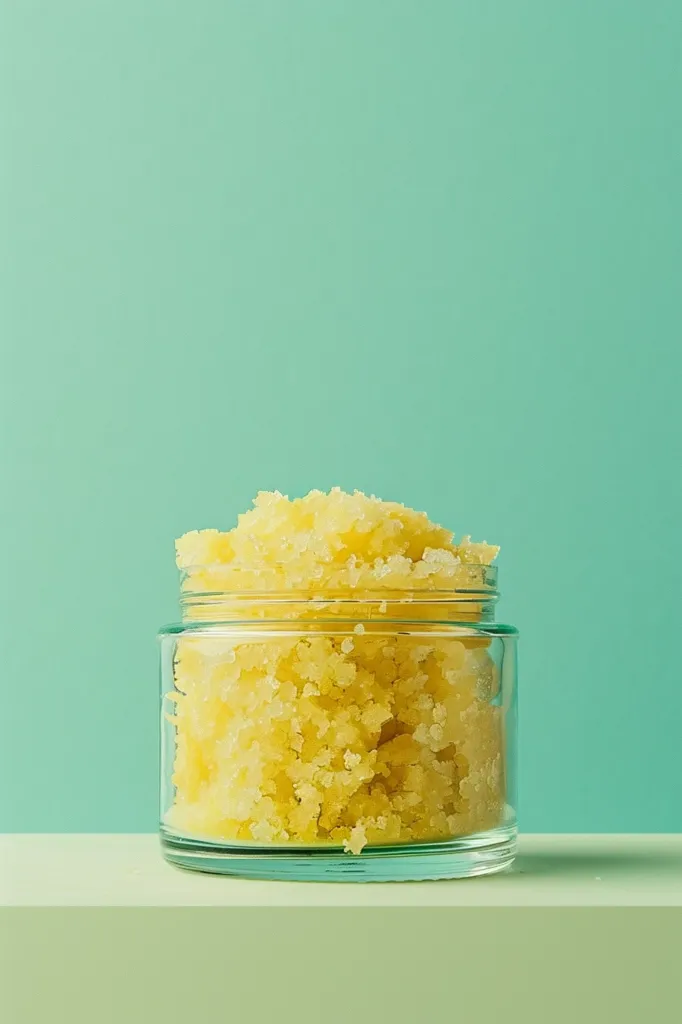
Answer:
[{"xmin": 159, "ymin": 489, "xmax": 518, "ymax": 881}]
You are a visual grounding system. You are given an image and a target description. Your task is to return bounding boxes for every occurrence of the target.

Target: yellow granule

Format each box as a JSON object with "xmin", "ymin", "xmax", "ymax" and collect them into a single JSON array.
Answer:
[
  {"xmin": 166, "ymin": 489, "xmax": 503, "ymax": 853},
  {"xmin": 176, "ymin": 488, "xmax": 498, "ymax": 592}
]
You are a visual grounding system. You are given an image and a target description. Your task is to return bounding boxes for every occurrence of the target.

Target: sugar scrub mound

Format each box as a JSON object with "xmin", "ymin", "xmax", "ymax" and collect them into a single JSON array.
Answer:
[
  {"xmin": 176, "ymin": 488, "xmax": 499, "ymax": 592},
  {"xmin": 166, "ymin": 489, "xmax": 504, "ymax": 853}
]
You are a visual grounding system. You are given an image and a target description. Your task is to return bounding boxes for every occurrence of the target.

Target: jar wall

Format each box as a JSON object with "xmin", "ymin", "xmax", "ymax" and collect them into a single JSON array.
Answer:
[{"xmin": 159, "ymin": 619, "xmax": 517, "ymax": 880}]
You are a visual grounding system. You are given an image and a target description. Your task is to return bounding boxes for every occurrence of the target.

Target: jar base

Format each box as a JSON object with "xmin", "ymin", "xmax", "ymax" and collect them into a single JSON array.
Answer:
[{"xmin": 160, "ymin": 821, "xmax": 517, "ymax": 882}]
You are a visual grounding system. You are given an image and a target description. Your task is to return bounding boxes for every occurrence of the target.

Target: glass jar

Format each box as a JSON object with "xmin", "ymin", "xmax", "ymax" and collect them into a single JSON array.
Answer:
[{"xmin": 159, "ymin": 566, "xmax": 518, "ymax": 881}]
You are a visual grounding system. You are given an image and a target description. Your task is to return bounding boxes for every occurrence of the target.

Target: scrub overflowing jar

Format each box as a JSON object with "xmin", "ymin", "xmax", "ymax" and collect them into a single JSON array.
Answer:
[{"xmin": 159, "ymin": 489, "xmax": 518, "ymax": 881}]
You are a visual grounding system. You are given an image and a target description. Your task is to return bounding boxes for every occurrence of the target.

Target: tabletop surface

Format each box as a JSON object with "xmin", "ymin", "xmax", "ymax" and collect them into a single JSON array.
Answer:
[{"xmin": 2, "ymin": 833, "xmax": 680, "ymax": 906}]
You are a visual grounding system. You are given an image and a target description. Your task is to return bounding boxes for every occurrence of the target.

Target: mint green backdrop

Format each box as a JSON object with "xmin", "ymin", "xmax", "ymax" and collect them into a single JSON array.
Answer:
[{"xmin": 1, "ymin": 2, "xmax": 680, "ymax": 832}]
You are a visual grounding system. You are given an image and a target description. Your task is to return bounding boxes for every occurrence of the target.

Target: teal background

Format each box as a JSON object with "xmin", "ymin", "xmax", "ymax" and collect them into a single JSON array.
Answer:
[{"xmin": 1, "ymin": 2, "xmax": 680, "ymax": 832}]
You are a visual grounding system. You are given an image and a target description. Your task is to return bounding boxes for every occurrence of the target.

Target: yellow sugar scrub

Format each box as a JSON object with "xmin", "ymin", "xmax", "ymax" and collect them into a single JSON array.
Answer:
[{"xmin": 159, "ymin": 489, "xmax": 519, "ymax": 881}]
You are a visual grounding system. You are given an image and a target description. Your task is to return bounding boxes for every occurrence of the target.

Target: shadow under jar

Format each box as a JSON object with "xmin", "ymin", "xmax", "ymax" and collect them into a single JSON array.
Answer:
[{"xmin": 159, "ymin": 567, "xmax": 518, "ymax": 881}]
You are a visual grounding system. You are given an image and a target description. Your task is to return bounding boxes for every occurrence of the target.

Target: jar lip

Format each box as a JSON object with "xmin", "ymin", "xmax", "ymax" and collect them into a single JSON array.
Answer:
[
  {"xmin": 178, "ymin": 564, "xmax": 498, "ymax": 593},
  {"xmin": 181, "ymin": 588, "xmax": 497, "ymax": 599},
  {"xmin": 178, "ymin": 564, "xmax": 500, "ymax": 613},
  {"xmin": 179, "ymin": 585, "xmax": 499, "ymax": 607}
]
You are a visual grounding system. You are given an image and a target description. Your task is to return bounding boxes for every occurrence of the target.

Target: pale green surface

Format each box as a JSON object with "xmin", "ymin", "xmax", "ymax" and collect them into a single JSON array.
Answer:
[
  {"xmin": 2, "ymin": 835, "xmax": 681, "ymax": 906},
  {"xmin": 2, "ymin": 907, "xmax": 680, "ymax": 1024},
  {"xmin": 1, "ymin": 2, "xmax": 681, "ymax": 832}
]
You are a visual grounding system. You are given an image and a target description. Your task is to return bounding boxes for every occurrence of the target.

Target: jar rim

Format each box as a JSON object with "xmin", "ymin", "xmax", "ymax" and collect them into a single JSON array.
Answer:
[{"xmin": 179, "ymin": 562, "xmax": 498, "ymax": 599}]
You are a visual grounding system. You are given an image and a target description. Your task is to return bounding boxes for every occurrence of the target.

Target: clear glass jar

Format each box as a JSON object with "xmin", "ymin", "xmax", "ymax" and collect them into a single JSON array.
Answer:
[{"xmin": 159, "ymin": 566, "xmax": 518, "ymax": 881}]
